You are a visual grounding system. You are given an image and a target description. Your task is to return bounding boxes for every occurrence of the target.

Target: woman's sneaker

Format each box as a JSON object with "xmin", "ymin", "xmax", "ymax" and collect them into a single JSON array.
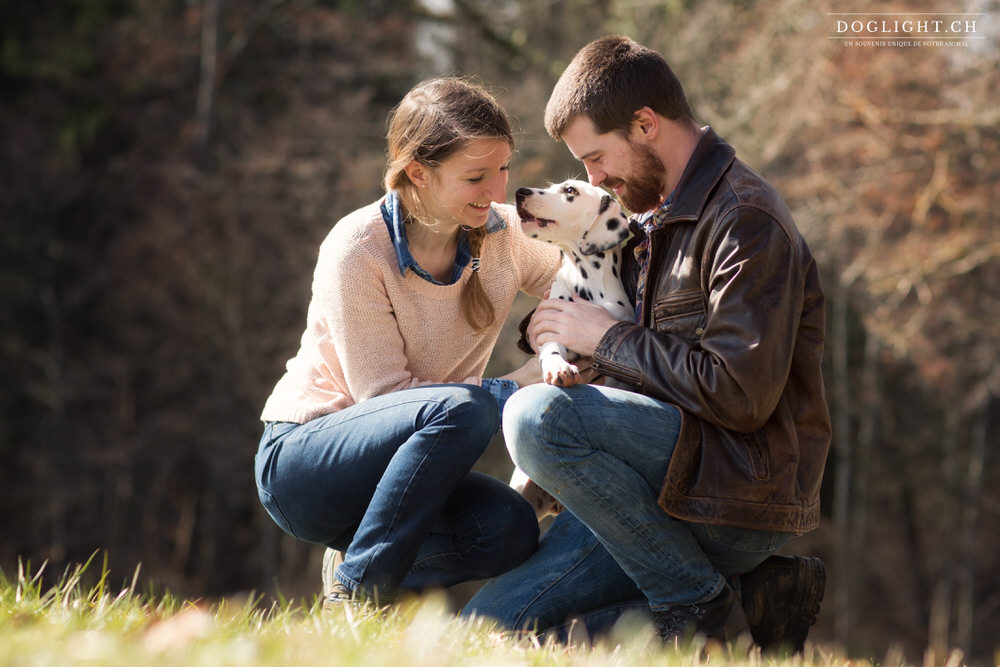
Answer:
[
  {"xmin": 739, "ymin": 555, "xmax": 825, "ymax": 653},
  {"xmin": 321, "ymin": 548, "xmax": 352, "ymax": 610}
]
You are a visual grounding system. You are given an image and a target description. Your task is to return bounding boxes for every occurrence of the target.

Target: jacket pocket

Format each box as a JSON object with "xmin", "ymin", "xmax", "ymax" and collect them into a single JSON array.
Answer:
[
  {"xmin": 740, "ymin": 429, "xmax": 770, "ymax": 481},
  {"xmin": 652, "ymin": 289, "xmax": 706, "ymax": 340}
]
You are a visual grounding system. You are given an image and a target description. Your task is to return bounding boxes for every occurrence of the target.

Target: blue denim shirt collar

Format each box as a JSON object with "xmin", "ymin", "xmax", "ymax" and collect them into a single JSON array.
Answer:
[{"xmin": 381, "ymin": 192, "xmax": 507, "ymax": 286}]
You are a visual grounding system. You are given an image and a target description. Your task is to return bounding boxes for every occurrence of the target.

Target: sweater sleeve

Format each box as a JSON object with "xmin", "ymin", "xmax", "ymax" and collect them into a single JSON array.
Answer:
[{"xmin": 316, "ymin": 237, "xmax": 479, "ymax": 406}]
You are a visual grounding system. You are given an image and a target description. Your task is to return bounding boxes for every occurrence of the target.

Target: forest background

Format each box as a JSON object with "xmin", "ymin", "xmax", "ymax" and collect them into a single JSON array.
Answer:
[{"xmin": 1, "ymin": 0, "xmax": 997, "ymax": 662}]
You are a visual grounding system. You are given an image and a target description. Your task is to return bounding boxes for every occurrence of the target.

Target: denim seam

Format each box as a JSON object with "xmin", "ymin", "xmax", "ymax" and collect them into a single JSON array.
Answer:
[
  {"xmin": 548, "ymin": 600, "xmax": 652, "ymax": 639},
  {"xmin": 301, "ymin": 396, "xmax": 442, "ymax": 435},
  {"xmin": 409, "ymin": 494, "xmax": 487, "ymax": 572},
  {"xmin": 703, "ymin": 524, "xmax": 783, "ymax": 552},
  {"xmin": 509, "ymin": 537, "xmax": 604, "ymax": 631},
  {"xmin": 348, "ymin": 392, "xmax": 486, "ymax": 592},
  {"xmin": 345, "ymin": 409, "xmax": 446, "ymax": 590},
  {"xmin": 255, "ymin": 485, "xmax": 298, "ymax": 540},
  {"xmin": 335, "ymin": 396, "xmax": 457, "ymax": 592},
  {"xmin": 538, "ymin": 391, "xmax": 722, "ymax": 610}
]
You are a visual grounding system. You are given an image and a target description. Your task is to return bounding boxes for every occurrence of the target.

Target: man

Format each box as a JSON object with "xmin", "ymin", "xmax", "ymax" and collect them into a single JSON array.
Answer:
[{"xmin": 463, "ymin": 36, "xmax": 831, "ymax": 650}]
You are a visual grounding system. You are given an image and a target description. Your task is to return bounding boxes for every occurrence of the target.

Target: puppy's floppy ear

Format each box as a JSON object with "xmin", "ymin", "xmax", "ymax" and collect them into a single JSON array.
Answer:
[{"xmin": 579, "ymin": 194, "xmax": 631, "ymax": 255}]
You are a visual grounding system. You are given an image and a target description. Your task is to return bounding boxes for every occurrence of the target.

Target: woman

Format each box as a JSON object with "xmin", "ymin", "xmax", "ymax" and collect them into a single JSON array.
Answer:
[{"xmin": 254, "ymin": 77, "xmax": 561, "ymax": 606}]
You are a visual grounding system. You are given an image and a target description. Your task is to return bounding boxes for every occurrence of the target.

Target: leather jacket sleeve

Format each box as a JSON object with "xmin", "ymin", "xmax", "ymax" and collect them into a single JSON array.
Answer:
[{"xmin": 593, "ymin": 206, "xmax": 810, "ymax": 434}]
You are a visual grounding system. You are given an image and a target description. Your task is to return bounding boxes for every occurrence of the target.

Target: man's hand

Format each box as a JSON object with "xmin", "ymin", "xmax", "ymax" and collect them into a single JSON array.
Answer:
[{"xmin": 528, "ymin": 296, "xmax": 619, "ymax": 358}]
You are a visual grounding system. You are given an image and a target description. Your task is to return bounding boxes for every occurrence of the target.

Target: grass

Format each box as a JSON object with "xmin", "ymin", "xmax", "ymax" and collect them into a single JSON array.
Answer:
[{"xmin": 0, "ymin": 556, "xmax": 958, "ymax": 667}]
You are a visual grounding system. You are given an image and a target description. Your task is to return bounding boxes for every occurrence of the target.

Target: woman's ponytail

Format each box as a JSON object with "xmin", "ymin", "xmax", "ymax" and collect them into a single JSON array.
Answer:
[{"xmin": 461, "ymin": 226, "xmax": 495, "ymax": 334}]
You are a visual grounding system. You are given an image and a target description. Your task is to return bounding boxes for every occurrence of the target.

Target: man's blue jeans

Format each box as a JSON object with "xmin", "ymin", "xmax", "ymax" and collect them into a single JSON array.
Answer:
[
  {"xmin": 463, "ymin": 383, "xmax": 790, "ymax": 637},
  {"xmin": 254, "ymin": 384, "xmax": 538, "ymax": 600}
]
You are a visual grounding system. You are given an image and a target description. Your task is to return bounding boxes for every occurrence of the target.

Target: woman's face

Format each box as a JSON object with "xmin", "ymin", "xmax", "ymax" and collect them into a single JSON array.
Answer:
[{"xmin": 417, "ymin": 138, "xmax": 512, "ymax": 230}]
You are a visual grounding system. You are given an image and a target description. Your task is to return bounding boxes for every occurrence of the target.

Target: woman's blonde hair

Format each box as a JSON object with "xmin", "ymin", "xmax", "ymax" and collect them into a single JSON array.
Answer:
[{"xmin": 384, "ymin": 77, "xmax": 513, "ymax": 334}]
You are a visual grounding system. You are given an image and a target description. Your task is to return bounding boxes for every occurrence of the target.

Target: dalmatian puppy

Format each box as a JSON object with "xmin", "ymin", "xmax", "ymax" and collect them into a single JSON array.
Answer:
[
  {"xmin": 516, "ymin": 179, "xmax": 633, "ymax": 385},
  {"xmin": 510, "ymin": 179, "xmax": 633, "ymax": 519}
]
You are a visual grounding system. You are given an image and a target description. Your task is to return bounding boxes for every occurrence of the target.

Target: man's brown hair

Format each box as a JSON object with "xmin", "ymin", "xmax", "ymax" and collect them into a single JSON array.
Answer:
[{"xmin": 544, "ymin": 35, "xmax": 694, "ymax": 140}]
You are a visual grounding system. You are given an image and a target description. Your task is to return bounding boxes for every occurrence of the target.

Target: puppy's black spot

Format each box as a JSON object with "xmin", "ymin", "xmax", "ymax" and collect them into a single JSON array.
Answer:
[
  {"xmin": 531, "ymin": 234, "xmax": 539, "ymax": 238},
  {"xmin": 599, "ymin": 291, "xmax": 604, "ymax": 299},
  {"xmin": 557, "ymin": 295, "xmax": 567, "ymax": 300},
  {"xmin": 605, "ymin": 218, "xmax": 620, "ymax": 231},
  {"xmin": 580, "ymin": 267, "xmax": 588, "ymax": 280},
  {"xmin": 592, "ymin": 260, "xmax": 602, "ymax": 269},
  {"xmin": 612, "ymin": 253, "xmax": 619, "ymax": 264},
  {"xmin": 612, "ymin": 265, "xmax": 618, "ymax": 278},
  {"xmin": 598, "ymin": 194, "xmax": 612, "ymax": 214},
  {"xmin": 617, "ymin": 300, "xmax": 625, "ymax": 307}
]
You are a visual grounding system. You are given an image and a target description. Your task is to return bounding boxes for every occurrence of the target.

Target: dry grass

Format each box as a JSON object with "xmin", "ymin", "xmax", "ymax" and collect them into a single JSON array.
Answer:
[{"xmin": 0, "ymin": 556, "xmax": 957, "ymax": 666}]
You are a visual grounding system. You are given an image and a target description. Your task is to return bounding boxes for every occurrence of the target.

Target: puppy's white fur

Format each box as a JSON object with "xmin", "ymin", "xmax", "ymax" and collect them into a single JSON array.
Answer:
[
  {"xmin": 510, "ymin": 179, "xmax": 633, "ymax": 518},
  {"xmin": 517, "ymin": 179, "xmax": 633, "ymax": 384}
]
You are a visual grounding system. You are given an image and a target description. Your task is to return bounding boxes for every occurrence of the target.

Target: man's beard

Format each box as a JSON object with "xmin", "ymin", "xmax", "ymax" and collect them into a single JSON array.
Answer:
[{"xmin": 605, "ymin": 142, "xmax": 667, "ymax": 213}]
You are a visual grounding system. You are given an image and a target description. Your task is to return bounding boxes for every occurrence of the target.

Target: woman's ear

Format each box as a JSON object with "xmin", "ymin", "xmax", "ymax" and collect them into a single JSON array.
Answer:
[{"xmin": 403, "ymin": 160, "xmax": 429, "ymax": 189}]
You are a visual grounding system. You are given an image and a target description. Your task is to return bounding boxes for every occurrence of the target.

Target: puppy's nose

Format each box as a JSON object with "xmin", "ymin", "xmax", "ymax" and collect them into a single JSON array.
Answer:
[{"xmin": 515, "ymin": 187, "xmax": 533, "ymax": 204}]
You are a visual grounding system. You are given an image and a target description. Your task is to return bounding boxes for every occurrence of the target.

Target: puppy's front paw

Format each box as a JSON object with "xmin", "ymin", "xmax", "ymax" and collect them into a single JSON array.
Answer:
[{"xmin": 541, "ymin": 355, "xmax": 580, "ymax": 386}]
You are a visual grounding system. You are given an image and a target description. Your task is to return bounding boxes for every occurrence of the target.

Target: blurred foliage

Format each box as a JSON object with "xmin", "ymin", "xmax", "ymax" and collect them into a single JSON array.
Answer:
[{"xmin": 1, "ymin": 0, "xmax": 997, "ymax": 662}]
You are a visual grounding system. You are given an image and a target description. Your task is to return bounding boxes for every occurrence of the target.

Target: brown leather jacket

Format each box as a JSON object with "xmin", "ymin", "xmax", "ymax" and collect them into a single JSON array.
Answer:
[{"xmin": 592, "ymin": 128, "xmax": 831, "ymax": 534}]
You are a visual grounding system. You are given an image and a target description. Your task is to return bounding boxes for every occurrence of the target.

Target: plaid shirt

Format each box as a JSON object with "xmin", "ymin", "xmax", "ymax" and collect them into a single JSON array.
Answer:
[{"xmin": 632, "ymin": 193, "xmax": 674, "ymax": 323}]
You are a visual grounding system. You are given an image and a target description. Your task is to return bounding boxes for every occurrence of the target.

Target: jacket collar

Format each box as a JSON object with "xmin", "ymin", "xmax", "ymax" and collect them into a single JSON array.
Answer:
[{"xmin": 662, "ymin": 126, "xmax": 736, "ymax": 224}]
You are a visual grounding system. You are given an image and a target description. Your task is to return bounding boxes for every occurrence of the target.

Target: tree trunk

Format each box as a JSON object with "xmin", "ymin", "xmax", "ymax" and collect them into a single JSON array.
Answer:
[
  {"xmin": 831, "ymin": 275, "xmax": 852, "ymax": 646},
  {"xmin": 928, "ymin": 411, "xmax": 960, "ymax": 659},
  {"xmin": 194, "ymin": 0, "xmax": 220, "ymax": 147},
  {"xmin": 851, "ymin": 327, "xmax": 878, "ymax": 571},
  {"xmin": 954, "ymin": 399, "xmax": 988, "ymax": 655}
]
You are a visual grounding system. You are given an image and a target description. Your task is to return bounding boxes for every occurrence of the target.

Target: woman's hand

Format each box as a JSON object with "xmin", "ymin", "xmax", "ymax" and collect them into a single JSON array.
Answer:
[{"xmin": 499, "ymin": 357, "xmax": 544, "ymax": 387}]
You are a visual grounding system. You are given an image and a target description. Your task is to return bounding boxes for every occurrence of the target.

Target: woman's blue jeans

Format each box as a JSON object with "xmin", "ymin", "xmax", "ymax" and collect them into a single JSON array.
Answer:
[
  {"xmin": 463, "ymin": 383, "xmax": 791, "ymax": 638},
  {"xmin": 254, "ymin": 384, "xmax": 539, "ymax": 601}
]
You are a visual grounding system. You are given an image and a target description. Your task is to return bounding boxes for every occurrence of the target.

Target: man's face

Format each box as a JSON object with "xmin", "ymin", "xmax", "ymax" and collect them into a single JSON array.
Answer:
[{"xmin": 561, "ymin": 115, "xmax": 667, "ymax": 213}]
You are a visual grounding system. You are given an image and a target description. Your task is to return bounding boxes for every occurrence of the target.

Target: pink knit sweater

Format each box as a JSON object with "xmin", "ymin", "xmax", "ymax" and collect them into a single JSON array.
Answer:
[{"xmin": 261, "ymin": 199, "xmax": 561, "ymax": 423}]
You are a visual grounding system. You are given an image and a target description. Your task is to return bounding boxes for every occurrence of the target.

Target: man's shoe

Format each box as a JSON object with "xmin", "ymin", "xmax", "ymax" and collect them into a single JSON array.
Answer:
[
  {"xmin": 652, "ymin": 584, "xmax": 749, "ymax": 643},
  {"xmin": 740, "ymin": 555, "xmax": 825, "ymax": 653}
]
